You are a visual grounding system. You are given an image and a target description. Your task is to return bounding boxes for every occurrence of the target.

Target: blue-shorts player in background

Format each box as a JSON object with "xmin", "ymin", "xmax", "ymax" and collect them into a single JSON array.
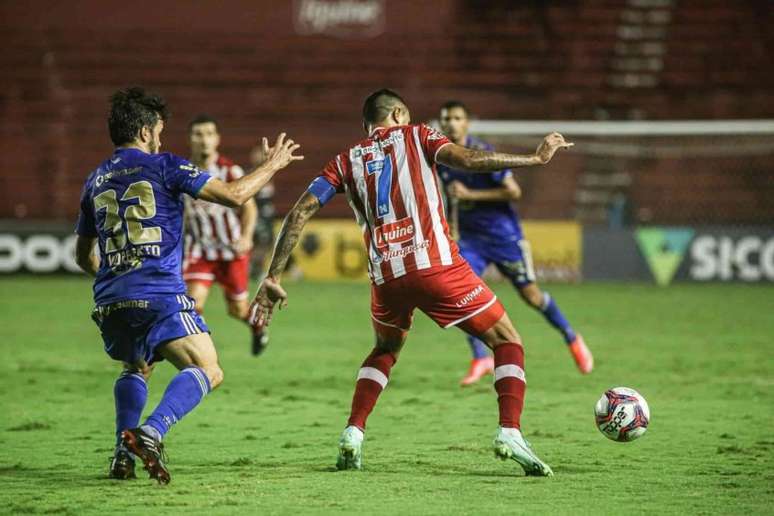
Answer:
[
  {"xmin": 436, "ymin": 101, "xmax": 593, "ymax": 385},
  {"xmin": 74, "ymin": 87, "xmax": 303, "ymax": 483}
]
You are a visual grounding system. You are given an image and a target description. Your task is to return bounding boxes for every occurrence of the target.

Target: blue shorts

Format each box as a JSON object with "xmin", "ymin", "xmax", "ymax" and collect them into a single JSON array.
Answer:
[
  {"xmin": 458, "ymin": 235, "xmax": 536, "ymax": 288},
  {"xmin": 91, "ymin": 295, "xmax": 209, "ymax": 365}
]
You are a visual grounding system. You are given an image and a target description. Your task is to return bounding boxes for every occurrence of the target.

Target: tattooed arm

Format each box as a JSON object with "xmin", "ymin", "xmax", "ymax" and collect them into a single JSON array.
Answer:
[
  {"xmin": 248, "ymin": 191, "xmax": 321, "ymax": 328},
  {"xmin": 436, "ymin": 132, "xmax": 573, "ymax": 172}
]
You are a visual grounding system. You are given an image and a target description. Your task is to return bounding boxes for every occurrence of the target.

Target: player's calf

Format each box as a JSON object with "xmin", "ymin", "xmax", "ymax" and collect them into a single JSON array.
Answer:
[
  {"xmin": 337, "ymin": 326, "xmax": 405, "ymax": 469},
  {"xmin": 160, "ymin": 333, "xmax": 224, "ymax": 390},
  {"xmin": 227, "ymin": 296, "xmax": 271, "ymax": 356}
]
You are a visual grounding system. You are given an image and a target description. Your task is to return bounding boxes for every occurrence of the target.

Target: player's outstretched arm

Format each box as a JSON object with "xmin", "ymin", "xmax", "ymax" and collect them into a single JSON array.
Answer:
[
  {"xmin": 436, "ymin": 132, "xmax": 573, "ymax": 172},
  {"xmin": 197, "ymin": 133, "xmax": 303, "ymax": 207},
  {"xmin": 75, "ymin": 235, "xmax": 100, "ymax": 276},
  {"xmin": 249, "ymin": 191, "xmax": 321, "ymax": 329}
]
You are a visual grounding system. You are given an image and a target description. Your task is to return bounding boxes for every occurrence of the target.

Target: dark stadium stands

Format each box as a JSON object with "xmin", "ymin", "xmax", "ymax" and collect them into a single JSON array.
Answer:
[{"xmin": 1, "ymin": 0, "xmax": 772, "ymax": 223}]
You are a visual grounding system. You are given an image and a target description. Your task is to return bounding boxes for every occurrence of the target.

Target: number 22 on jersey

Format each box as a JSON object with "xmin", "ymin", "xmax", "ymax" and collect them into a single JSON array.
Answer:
[{"xmin": 93, "ymin": 180, "xmax": 162, "ymax": 252}]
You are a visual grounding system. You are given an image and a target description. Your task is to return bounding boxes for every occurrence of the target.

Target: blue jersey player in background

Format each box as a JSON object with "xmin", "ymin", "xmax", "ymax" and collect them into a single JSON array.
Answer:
[
  {"xmin": 436, "ymin": 101, "xmax": 593, "ymax": 385},
  {"xmin": 74, "ymin": 87, "xmax": 303, "ymax": 483}
]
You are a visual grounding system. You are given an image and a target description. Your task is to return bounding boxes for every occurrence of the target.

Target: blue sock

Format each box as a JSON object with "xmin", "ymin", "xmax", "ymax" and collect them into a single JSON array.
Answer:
[
  {"xmin": 114, "ymin": 371, "xmax": 148, "ymax": 446},
  {"xmin": 467, "ymin": 335, "xmax": 490, "ymax": 359},
  {"xmin": 540, "ymin": 292, "xmax": 576, "ymax": 344},
  {"xmin": 143, "ymin": 367, "xmax": 210, "ymax": 440}
]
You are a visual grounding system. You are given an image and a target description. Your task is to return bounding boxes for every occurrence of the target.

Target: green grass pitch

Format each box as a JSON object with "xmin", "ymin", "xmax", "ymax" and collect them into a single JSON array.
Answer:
[{"xmin": 1, "ymin": 277, "xmax": 772, "ymax": 515}]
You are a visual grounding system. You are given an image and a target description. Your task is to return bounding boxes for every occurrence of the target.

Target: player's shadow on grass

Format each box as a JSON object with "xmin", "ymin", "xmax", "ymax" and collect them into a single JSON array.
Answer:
[
  {"xmin": 308, "ymin": 463, "xmax": 519, "ymax": 479},
  {"xmin": 0, "ymin": 463, "xmax": 156, "ymax": 489}
]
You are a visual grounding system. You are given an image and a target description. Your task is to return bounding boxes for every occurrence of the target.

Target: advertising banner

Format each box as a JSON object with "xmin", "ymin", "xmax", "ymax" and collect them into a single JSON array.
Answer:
[
  {"xmin": 0, "ymin": 220, "xmax": 582, "ymax": 283},
  {"xmin": 583, "ymin": 226, "xmax": 774, "ymax": 284}
]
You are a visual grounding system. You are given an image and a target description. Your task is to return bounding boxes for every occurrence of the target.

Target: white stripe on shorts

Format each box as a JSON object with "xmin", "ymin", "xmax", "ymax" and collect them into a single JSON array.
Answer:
[
  {"xmin": 183, "ymin": 312, "xmax": 200, "ymax": 334},
  {"xmin": 357, "ymin": 367, "xmax": 389, "ymax": 389},
  {"xmin": 494, "ymin": 364, "xmax": 526, "ymax": 383},
  {"xmin": 179, "ymin": 312, "xmax": 195, "ymax": 335}
]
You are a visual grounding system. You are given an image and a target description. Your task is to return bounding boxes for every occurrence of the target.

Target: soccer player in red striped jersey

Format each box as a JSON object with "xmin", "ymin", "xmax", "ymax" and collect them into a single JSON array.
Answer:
[
  {"xmin": 182, "ymin": 115, "xmax": 268, "ymax": 355},
  {"xmin": 249, "ymin": 89, "xmax": 573, "ymax": 476}
]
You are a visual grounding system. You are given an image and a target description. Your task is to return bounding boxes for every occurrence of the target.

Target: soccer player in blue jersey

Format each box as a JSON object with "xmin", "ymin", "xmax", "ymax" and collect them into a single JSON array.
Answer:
[
  {"xmin": 74, "ymin": 87, "xmax": 302, "ymax": 483},
  {"xmin": 437, "ymin": 101, "xmax": 593, "ymax": 385}
]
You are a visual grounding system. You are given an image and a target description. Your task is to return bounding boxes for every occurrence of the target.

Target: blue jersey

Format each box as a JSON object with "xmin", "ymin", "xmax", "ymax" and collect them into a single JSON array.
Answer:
[
  {"xmin": 437, "ymin": 135, "xmax": 523, "ymax": 242},
  {"xmin": 76, "ymin": 148, "xmax": 212, "ymax": 305}
]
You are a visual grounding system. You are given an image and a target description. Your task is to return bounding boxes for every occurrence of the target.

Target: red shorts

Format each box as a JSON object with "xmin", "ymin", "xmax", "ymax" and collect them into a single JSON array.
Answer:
[
  {"xmin": 371, "ymin": 260, "xmax": 505, "ymax": 336},
  {"xmin": 183, "ymin": 254, "xmax": 250, "ymax": 300}
]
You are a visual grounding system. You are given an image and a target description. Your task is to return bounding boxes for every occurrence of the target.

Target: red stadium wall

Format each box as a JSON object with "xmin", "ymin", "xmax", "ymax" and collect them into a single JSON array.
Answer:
[{"xmin": 1, "ymin": 0, "xmax": 772, "ymax": 222}]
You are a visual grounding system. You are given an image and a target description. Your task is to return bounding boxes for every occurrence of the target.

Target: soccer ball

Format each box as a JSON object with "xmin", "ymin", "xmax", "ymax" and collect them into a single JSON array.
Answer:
[{"xmin": 594, "ymin": 387, "xmax": 650, "ymax": 442}]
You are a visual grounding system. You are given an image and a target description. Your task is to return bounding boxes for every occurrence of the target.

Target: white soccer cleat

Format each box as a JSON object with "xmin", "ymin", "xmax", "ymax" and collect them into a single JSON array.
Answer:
[
  {"xmin": 493, "ymin": 427, "xmax": 554, "ymax": 477},
  {"xmin": 336, "ymin": 426, "xmax": 364, "ymax": 470}
]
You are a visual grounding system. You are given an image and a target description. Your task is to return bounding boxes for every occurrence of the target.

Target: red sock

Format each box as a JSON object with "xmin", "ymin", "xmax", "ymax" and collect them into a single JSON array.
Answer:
[
  {"xmin": 347, "ymin": 347, "xmax": 396, "ymax": 430},
  {"xmin": 493, "ymin": 343, "xmax": 526, "ymax": 429}
]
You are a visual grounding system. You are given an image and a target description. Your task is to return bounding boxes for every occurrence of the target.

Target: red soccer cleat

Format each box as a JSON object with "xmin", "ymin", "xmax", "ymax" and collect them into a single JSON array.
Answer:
[
  {"xmin": 460, "ymin": 357, "xmax": 495, "ymax": 386},
  {"xmin": 568, "ymin": 334, "xmax": 593, "ymax": 374}
]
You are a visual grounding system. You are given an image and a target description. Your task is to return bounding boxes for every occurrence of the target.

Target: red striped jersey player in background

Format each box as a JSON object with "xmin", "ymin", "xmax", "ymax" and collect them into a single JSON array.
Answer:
[
  {"xmin": 249, "ymin": 89, "xmax": 573, "ymax": 476},
  {"xmin": 183, "ymin": 115, "xmax": 269, "ymax": 355}
]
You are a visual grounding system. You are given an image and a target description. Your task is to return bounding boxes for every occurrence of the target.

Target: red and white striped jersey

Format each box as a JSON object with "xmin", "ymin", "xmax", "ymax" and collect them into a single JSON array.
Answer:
[
  {"xmin": 184, "ymin": 155, "xmax": 245, "ymax": 261},
  {"xmin": 319, "ymin": 124, "xmax": 460, "ymax": 285}
]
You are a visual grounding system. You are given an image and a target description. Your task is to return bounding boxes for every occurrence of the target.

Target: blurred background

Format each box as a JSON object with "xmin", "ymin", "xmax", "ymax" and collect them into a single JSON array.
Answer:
[{"xmin": 1, "ymin": 0, "xmax": 772, "ymax": 285}]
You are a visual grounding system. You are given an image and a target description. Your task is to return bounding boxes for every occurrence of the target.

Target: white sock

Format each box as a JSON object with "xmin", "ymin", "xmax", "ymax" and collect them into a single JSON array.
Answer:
[
  {"xmin": 141, "ymin": 424, "xmax": 162, "ymax": 442},
  {"xmin": 345, "ymin": 426, "xmax": 364, "ymax": 440},
  {"xmin": 500, "ymin": 427, "xmax": 523, "ymax": 439}
]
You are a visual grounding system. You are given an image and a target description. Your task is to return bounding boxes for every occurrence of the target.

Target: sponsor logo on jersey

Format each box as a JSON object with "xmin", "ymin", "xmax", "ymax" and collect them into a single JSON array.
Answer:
[
  {"xmin": 106, "ymin": 244, "xmax": 161, "ymax": 275},
  {"xmin": 374, "ymin": 217, "xmax": 414, "ymax": 248},
  {"xmin": 95, "ymin": 167, "xmax": 142, "ymax": 187},
  {"xmin": 374, "ymin": 240, "xmax": 429, "ymax": 264}
]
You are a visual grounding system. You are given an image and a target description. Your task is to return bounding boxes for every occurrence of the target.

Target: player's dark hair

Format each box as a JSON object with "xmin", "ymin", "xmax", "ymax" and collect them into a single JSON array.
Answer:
[
  {"xmin": 108, "ymin": 87, "xmax": 169, "ymax": 146},
  {"xmin": 362, "ymin": 88, "xmax": 406, "ymax": 124},
  {"xmin": 440, "ymin": 100, "xmax": 470, "ymax": 117},
  {"xmin": 188, "ymin": 113, "xmax": 219, "ymax": 133}
]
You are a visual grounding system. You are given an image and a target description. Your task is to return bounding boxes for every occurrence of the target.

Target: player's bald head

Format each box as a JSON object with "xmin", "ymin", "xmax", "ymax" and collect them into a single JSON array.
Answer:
[{"xmin": 362, "ymin": 89, "xmax": 409, "ymax": 125}]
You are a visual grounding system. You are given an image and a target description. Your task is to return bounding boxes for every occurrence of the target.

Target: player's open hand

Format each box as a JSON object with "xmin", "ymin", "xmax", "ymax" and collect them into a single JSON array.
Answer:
[
  {"xmin": 249, "ymin": 276, "xmax": 288, "ymax": 330},
  {"xmin": 262, "ymin": 133, "xmax": 304, "ymax": 171},
  {"xmin": 536, "ymin": 132, "xmax": 574, "ymax": 164}
]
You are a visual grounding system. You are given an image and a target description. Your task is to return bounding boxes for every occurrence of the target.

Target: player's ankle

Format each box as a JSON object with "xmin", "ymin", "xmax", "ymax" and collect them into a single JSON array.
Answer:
[{"xmin": 141, "ymin": 425, "xmax": 163, "ymax": 442}]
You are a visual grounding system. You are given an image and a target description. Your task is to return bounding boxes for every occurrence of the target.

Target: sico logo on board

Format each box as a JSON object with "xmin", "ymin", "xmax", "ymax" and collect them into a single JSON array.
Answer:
[
  {"xmin": 636, "ymin": 227, "xmax": 774, "ymax": 284},
  {"xmin": 690, "ymin": 235, "xmax": 774, "ymax": 282}
]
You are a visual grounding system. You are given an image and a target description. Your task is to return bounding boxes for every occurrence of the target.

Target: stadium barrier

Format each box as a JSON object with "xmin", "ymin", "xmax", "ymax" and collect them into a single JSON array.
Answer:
[
  {"xmin": 1, "ymin": 222, "xmax": 771, "ymax": 284},
  {"xmin": 583, "ymin": 226, "xmax": 774, "ymax": 285},
  {"xmin": 0, "ymin": 220, "xmax": 580, "ymax": 281}
]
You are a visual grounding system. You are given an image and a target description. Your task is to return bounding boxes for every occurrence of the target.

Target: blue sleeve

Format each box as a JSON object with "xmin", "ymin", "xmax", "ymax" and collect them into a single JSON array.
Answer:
[
  {"xmin": 162, "ymin": 154, "xmax": 212, "ymax": 198},
  {"xmin": 75, "ymin": 177, "xmax": 97, "ymax": 237},
  {"xmin": 307, "ymin": 176, "xmax": 337, "ymax": 206}
]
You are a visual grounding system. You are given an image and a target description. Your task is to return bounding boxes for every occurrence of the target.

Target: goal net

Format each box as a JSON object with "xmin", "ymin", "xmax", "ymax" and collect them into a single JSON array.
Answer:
[{"xmin": 466, "ymin": 120, "xmax": 774, "ymax": 227}]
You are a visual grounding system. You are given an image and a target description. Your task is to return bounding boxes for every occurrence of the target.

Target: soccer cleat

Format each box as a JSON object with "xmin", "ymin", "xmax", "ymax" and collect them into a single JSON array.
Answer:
[
  {"xmin": 252, "ymin": 330, "xmax": 269, "ymax": 356},
  {"xmin": 120, "ymin": 427, "xmax": 171, "ymax": 485},
  {"xmin": 568, "ymin": 334, "xmax": 593, "ymax": 374},
  {"xmin": 108, "ymin": 447, "xmax": 136, "ymax": 479},
  {"xmin": 493, "ymin": 427, "xmax": 554, "ymax": 477},
  {"xmin": 336, "ymin": 426, "xmax": 364, "ymax": 470},
  {"xmin": 460, "ymin": 357, "xmax": 495, "ymax": 386}
]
